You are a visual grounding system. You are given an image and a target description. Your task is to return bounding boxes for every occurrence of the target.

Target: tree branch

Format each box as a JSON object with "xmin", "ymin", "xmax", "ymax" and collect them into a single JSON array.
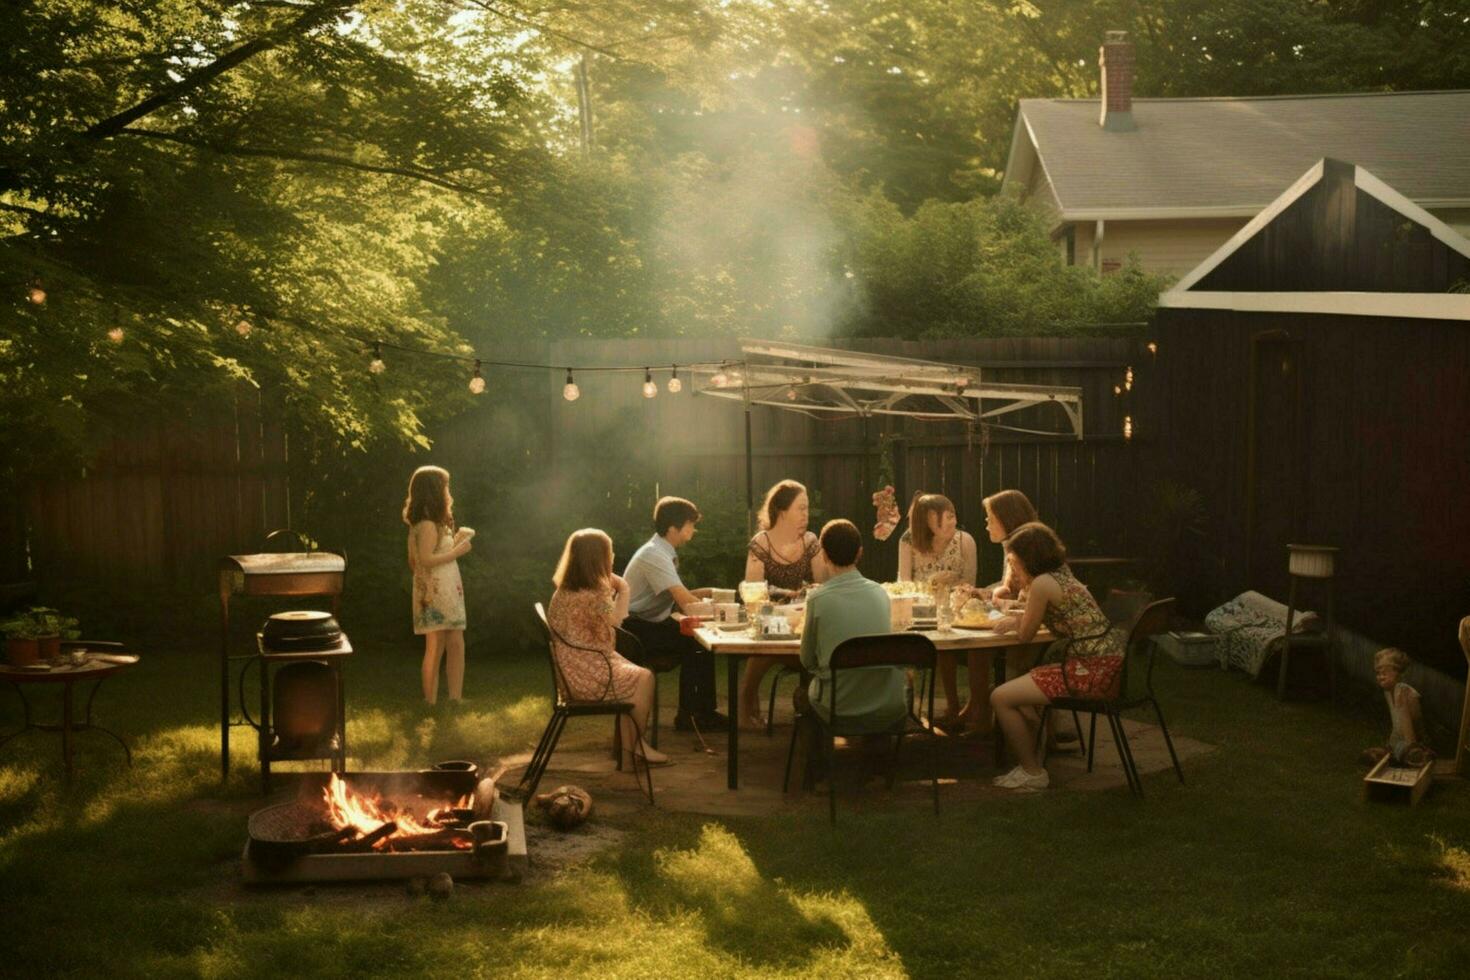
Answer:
[
  {"xmin": 84, "ymin": 0, "xmax": 359, "ymax": 140},
  {"xmin": 116, "ymin": 128, "xmax": 490, "ymax": 196}
]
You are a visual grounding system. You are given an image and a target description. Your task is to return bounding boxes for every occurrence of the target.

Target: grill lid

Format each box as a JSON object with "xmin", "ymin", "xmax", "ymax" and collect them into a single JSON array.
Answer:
[{"xmin": 261, "ymin": 610, "xmax": 342, "ymax": 651}]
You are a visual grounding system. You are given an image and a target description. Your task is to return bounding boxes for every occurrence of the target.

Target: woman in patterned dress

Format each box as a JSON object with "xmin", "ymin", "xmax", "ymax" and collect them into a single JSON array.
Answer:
[
  {"xmin": 898, "ymin": 493, "xmax": 980, "ymax": 731},
  {"xmin": 547, "ymin": 529, "xmax": 669, "ymax": 767},
  {"xmin": 405, "ymin": 466, "xmax": 472, "ymax": 706},
  {"xmin": 738, "ymin": 480, "xmax": 829, "ymax": 730},
  {"xmin": 988, "ymin": 522, "xmax": 1124, "ymax": 791}
]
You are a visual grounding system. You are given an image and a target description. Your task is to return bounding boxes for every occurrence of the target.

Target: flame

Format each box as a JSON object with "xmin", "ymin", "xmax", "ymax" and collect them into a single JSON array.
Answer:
[{"xmin": 321, "ymin": 774, "xmax": 473, "ymax": 850}]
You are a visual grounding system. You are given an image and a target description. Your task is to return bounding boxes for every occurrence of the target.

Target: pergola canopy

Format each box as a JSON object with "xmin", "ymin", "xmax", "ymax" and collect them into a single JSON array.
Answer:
[{"xmin": 692, "ymin": 339, "xmax": 1084, "ymax": 439}]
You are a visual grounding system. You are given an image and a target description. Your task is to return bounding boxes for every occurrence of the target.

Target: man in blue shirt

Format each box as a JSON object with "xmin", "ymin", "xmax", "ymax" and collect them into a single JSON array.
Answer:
[{"xmin": 621, "ymin": 496, "xmax": 725, "ymax": 731}]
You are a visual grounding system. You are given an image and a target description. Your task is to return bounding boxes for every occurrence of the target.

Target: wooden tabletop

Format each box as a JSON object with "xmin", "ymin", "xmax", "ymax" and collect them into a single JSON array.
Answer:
[
  {"xmin": 0, "ymin": 656, "xmax": 137, "ymax": 683},
  {"xmin": 692, "ymin": 625, "xmax": 1053, "ymax": 655}
]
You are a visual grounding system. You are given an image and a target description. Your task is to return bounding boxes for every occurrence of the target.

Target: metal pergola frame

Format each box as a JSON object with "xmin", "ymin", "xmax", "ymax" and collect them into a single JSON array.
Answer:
[{"xmin": 688, "ymin": 340, "xmax": 1085, "ymax": 531}]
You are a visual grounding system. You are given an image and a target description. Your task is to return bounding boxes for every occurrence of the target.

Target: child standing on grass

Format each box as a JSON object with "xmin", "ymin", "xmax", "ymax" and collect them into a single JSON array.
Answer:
[{"xmin": 404, "ymin": 465, "xmax": 472, "ymax": 706}]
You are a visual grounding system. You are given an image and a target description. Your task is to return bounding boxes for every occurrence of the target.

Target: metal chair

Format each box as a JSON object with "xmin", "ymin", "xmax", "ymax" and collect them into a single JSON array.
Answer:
[
  {"xmin": 784, "ymin": 632, "xmax": 939, "ymax": 824},
  {"xmin": 1039, "ymin": 598, "xmax": 1183, "ymax": 797},
  {"xmin": 614, "ymin": 626, "xmax": 675, "ymax": 749},
  {"xmin": 509, "ymin": 603, "xmax": 653, "ymax": 804}
]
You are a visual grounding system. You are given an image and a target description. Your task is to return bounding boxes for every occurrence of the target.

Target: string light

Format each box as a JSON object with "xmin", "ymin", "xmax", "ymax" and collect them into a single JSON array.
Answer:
[
  {"xmin": 563, "ymin": 368, "xmax": 580, "ymax": 402},
  {"xmin": 1146, "ymin": 341, "xmax": 1158, "ymax": 355},
  {"xmin": 107, "ymin": 326, "xmax": 125, "ymax": 344},
  {"xmin": 1124, "ymin": 366, "xmax": 1134, "ymax": 392},
  {"xmin": 368, "ymin": 342, "xmax": 386, "ymax": 375},
  {"xmin": 468, "ymin": 359, "xmax": 485, "ymax": 394},
  {"xmin": 642, "ymin": 368, "xmax": 657, "ymax": 399},
  {"xmin": 667, "ymin": 366, "xmax": 682, "ymax": 394},
  {"xmin": 1123, "ymin": 415, "xmax": 1133, "ymax": 440},
  {"xmin": 26, "ymin": 278, "xmax": 46, "ymax": 306},
  {"xmin": 1113, "ymin": 384, "xmax": 1122, "ymax": 396}
]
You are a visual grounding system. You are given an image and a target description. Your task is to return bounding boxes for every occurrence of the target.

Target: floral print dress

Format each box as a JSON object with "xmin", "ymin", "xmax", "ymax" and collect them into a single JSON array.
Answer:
[
  {"xmin": 546, "ymin": 586, "xmax": 643, "ymax": 702},
  {"xmin": 1029, "ymin": 565, "xmax": 1125, "ymax": 700},
  {"xmin": 409, "ymin": 521, "xmax": 466, "ymax": 635}
]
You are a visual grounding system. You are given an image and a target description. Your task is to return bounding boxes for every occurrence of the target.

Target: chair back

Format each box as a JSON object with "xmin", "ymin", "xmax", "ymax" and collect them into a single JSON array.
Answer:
[
  {"xmin": 829, "ymin": 632, "xmax": 937, "ymax": 727},
  {"xmin": 1121, "ymin": 597, "xmax": 1176, "ymax": 696},
  {"xmin": 533, "ymin": 602, "xmax": 572, "ymax": 703}
]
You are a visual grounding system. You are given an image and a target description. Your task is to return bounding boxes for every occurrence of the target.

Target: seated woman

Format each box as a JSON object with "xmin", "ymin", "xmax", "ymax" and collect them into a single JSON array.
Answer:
[
  {"xmin": 739, "ymin": 480, "xmax": 828, "ymax": 730},
  {"xmin": 988, "ymin": 522, "xmax": 1123, "ymax": 791},
  {"xmin": 976, "ymin": 489, "xmax": 1039, "ymax": 603},
  {"xmin": 897, "ymin": 492, "xmax": 979, "ymax": 731},
  {"xmin": 546, "ymin": 528, "xmax": 670, "ymax": 768}
]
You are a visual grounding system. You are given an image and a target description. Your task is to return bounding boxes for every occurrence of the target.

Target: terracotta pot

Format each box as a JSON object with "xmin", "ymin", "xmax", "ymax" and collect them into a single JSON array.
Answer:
[
  {"xmin": 5, "ymin": 637, "xmax": 40, "ymax": 666},
  {"xmin": 38, "ymin": 634, "xmax": 62, "ymax": 663}
]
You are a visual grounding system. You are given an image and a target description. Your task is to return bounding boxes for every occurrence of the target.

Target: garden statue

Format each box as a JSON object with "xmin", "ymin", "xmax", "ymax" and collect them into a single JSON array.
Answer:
[
  {"xmin": 534, "ymin": 784, "xmax": 593, "ymax": 830},
  {"xmin": 1360, "ymin": 648, "xmax": 1434, "ymax": 768}
]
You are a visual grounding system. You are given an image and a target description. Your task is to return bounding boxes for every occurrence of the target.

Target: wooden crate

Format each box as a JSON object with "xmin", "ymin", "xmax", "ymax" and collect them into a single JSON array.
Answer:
[{"xmin": 1362, "ymin": 756, "xmax": 1433, "ymax": 807}]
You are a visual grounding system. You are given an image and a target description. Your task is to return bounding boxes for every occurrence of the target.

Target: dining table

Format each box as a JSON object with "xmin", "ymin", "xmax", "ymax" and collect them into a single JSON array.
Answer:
[{"xmin": 690, "ymin": 622, "xmax": 1053, "ymax": 790}]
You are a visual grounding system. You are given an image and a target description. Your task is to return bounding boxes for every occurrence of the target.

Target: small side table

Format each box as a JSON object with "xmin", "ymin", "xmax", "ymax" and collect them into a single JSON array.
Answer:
[{"xmin": 0, "ymin": 655, "xmax": 137, "ymax": 782}]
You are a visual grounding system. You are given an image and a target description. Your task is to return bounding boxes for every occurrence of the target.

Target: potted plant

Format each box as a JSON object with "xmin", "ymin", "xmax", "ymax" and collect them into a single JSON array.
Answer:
[{"xmin": 2, "ymin": 607, "xmax": 80, "ymax": 666}]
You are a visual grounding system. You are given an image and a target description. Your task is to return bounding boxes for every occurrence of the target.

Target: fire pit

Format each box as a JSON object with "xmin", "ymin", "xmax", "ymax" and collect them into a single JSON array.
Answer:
[{"xmin": 242, "ymin": 766, "xmax": 525, "ymax": 884}]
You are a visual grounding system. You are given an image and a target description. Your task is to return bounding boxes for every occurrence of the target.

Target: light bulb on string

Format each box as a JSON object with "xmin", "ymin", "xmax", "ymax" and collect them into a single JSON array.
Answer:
[
  {"xmin": 468, "ymin": 359, "xmax": 485, "ymax": 395},
  {"xmin": 1146, "ymin": 341, "xmax": 1158, "ymax": 356},
  {"xmin": 667, "ymin": 367, "xmax": 682, "ymax": 394},
  {"xmin": 563, "ymin": 368, "xmax": 580, "ymax": 402},
  {"xmin": 368, "ymin": 342, "xmax": 386, "ymax": 375},
  {"xmin": 1123, "ymin": 415, "xmax": 1133, "ymax": 440},
  {"xmin": 642, "ymin": 368, "xmax": 657, "ymax": 399},
  {"xmin": 26, "ymin": 278, "xmax": 46, "ymax": 306},
  {"xmin": 1124, "ymin": 366, "xmax": 1134, "ymax": 392},
  {"xmin": 1113, "ymin": 384, "xmax": 1122, "ymax": 396}
]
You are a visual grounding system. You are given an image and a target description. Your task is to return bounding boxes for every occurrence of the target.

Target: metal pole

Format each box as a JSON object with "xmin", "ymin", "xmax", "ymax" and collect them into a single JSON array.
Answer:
[{"xmin": 744, "ymin": 378, "xmax": 755, "ymax": 538}]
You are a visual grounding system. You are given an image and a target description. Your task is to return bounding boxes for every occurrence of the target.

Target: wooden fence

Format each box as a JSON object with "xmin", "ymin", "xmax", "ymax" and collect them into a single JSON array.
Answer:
[
  {"xmin": 6, "ymin": 383, "xmax": 290, "ymax": 591},
  {"xmin": 7, "ymin": 337, "xmax": 1151, "ymax": 594}
]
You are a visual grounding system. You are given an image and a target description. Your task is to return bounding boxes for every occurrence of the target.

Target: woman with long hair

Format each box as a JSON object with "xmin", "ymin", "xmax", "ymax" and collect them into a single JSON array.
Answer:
[{"xmin": 739, "ymin": 479, "xmax": 828, "ymax": 730}]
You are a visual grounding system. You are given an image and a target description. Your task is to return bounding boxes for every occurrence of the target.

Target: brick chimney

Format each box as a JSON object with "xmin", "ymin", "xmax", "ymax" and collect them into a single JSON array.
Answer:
[{"xmin": 1099, "ymin": 30, "xmax": 1136, "ymax": 132}]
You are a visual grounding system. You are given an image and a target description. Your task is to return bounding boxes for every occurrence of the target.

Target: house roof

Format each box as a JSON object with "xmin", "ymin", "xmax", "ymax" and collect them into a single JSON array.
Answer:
[
  {"xmin": 1003, "ymin": 90, "xmax": 1470, "ymax": 221},
  {"xmin": 1160, "ymin": 158, "xmax": 1470, "ymax": 321}
]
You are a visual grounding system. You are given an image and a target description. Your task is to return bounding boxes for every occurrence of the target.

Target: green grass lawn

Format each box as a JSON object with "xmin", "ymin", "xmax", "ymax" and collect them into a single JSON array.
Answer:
[{"xmin": 1, "ymin": 627, "xmax": 1468, "ymax": 979}]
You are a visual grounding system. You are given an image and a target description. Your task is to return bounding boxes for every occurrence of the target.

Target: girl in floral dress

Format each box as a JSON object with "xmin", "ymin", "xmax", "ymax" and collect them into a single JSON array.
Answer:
[
  {"xmin": 405, "ymin": 466, "xmax": 472, "ymax": 706},
  {"xmin": 547, "ymin": 529, "xmax": 669, "ymax": 767},
  {"xmin": 987, "ymin": 522, "xmax": 1124, "ymax": 791}
]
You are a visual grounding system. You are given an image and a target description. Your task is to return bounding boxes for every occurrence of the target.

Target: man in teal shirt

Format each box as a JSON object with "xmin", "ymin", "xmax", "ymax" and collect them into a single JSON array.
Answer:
[{"xmin": 800, "ymin": 519, "xmax": 906, "ymax": 733}]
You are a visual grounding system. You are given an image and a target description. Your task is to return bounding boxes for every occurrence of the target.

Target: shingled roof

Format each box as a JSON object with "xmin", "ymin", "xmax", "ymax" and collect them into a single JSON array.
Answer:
[{"xmin": 1003, "ymin": 90, "xmax": 1470, "ymax": 221}]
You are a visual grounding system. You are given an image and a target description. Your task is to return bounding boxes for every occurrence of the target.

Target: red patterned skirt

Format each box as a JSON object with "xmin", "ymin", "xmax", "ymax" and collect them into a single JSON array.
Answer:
[{"xmin": 1030, "ymin": 655, "xmax": 1124, "ymax": 701}]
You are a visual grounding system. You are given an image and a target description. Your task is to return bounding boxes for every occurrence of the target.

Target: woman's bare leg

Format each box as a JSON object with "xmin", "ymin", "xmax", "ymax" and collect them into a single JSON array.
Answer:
[
  {"xmin": 421, "ymin": 631, "xmax": 445, "ymax": 704},
  {"xmin": 990, "ymin": 674, "xmax": 1051, "ymax": 772},
  {"xmin": 739, "ymin": 659, "xmax": 776, "ymax": 728},
  {"xmin": 625, "ymin": 668, "xmax": 668, "ymax": 764},
  {"xmin": 444, "ymin": 629, "xmax": 465, "ymax": 701}
]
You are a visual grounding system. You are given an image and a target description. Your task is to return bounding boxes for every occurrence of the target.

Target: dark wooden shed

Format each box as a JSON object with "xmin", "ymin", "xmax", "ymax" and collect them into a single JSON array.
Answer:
[{"xmin": 1152, "ymin": 158, "xmax": 1470, "ymax": 674}]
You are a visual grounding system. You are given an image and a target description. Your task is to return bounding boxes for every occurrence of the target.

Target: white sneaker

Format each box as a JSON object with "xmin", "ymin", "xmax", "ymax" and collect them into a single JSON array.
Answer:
[
  {"xmin": 992, "ymin": 765, "xmax": 1029, "ymax": 788},
  {"xmin": 993, "ymin": 766, "xmax": 1049, "ymax": 791}
]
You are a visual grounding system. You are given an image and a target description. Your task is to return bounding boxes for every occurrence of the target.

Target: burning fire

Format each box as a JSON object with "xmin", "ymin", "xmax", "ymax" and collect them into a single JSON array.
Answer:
[{"xmin": 322, "ymin": 774, "xmax": 473, "ymax": 851}]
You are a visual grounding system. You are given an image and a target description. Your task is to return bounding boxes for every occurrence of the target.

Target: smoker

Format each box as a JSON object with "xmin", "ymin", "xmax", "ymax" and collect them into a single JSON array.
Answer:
[
  {"xmin": 251, "ymin": 610, "xmax": 352, "ymax": 794},
  {"xmin": 218, "ymin": 540, "xmax": 346, "ymax": 787}
]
